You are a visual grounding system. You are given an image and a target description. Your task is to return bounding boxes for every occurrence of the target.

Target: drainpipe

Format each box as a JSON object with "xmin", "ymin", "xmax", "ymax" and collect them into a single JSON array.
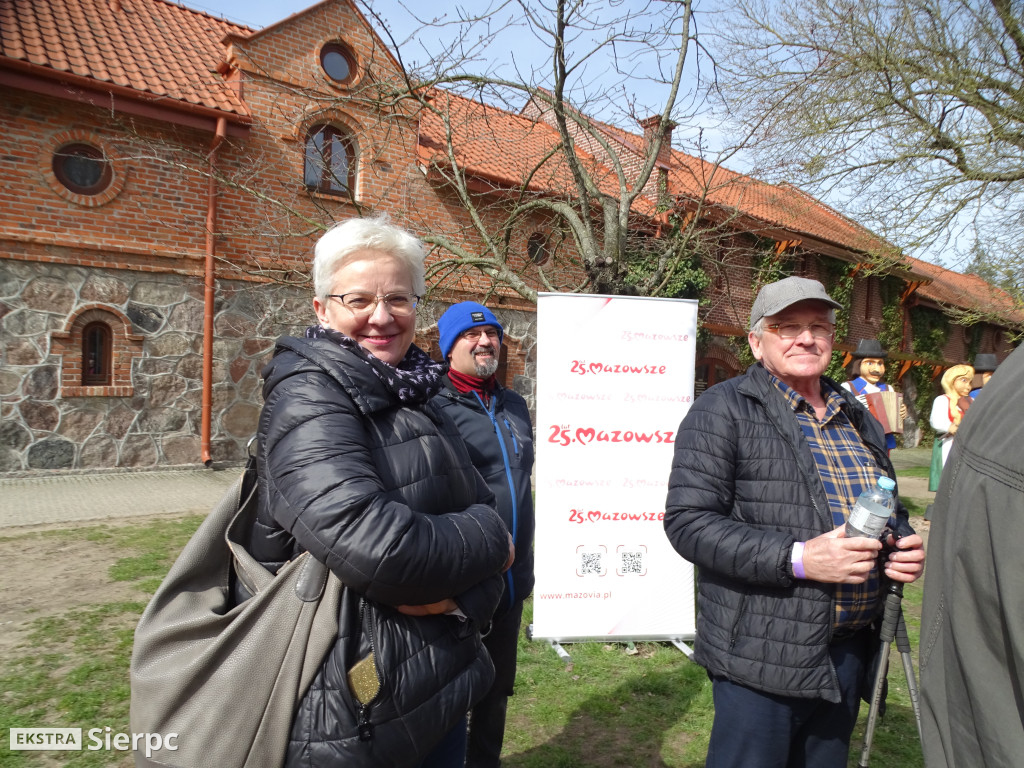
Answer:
[{"xmin": 202, "ymin": 117, "xmax": 227, "ymax": 466}]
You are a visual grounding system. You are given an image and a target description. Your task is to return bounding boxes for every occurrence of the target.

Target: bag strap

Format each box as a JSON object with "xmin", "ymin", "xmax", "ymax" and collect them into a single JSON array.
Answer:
[{"xmin": 224, "ymin": 440, "xmax": 333, "ymax": 603}]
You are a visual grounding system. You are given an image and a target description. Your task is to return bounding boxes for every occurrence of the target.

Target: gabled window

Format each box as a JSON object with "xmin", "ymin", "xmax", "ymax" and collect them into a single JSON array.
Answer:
[
  {"xmin": 82, "ymin": 321, "xmax": 112, "ymax": 385},
  {"xmin": 304, "ymin": 124, "xmax": 356, "ymax": 195}
]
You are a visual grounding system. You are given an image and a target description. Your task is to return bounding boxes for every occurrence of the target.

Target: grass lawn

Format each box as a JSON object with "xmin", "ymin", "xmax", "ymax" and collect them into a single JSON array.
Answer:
[
  {"xmin": 0, "ymin": 509, "xmax": 928, "ymax": 767},
  {"xmin": 894, "ymin": 466, "xmax": 931, "ymax": 479}
]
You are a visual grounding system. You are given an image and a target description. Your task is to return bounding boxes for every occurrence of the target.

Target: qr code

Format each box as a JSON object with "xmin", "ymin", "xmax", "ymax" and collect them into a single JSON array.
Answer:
[
  {"xmin": 615, "ymin": 545, "xmax": 647, "ymax": 576},
  {"xmin": 620, "ymin": 551, "xmax": 644, "ymax": 574},
  {"xmin": 579, "ymin": 551, "xmax": 604, "ymax": 575}
]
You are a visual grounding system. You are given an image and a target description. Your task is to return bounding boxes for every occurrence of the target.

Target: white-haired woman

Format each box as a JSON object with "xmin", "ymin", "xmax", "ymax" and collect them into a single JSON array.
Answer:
[{"xmin": 251, "ymin": 216, "xmax": 513, "ymax": 767}]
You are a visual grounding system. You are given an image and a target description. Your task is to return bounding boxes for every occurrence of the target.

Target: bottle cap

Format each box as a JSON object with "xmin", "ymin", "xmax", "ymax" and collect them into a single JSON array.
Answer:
[{"xmin": 878, "ymin": 477, "xmax": 896, "ymax": 491}]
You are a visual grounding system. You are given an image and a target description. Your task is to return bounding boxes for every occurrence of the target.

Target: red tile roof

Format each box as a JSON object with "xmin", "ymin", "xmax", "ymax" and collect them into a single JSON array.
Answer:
[
  {"xmin": 594, "ymin": 119, "xmax": 895, "ymax": 257},
  {"xmin": 0, "ymin": 0, "xmax": 251, "ymax": 118},
  {"xmin": 904, "ymin": 256, "xmax": 1024, "ymax": 324},
  {"xmin": 6, "ymin": 0, "xmax": 1016, "ymax": 329},
  {"xmin": 417, "ymin": 89, "xmax": 657, "ymax": 216}
]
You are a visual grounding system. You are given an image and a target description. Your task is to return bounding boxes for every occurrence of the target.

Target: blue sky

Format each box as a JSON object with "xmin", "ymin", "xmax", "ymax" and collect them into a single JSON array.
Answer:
[
  {"xmin": 189, "ymin": 1, "xmax": 496, "ymax": 46},
  {"xmin": 188, "ymin": 0, "xmax": 346, "ymax": 28},
  {"xmin": 188, "ymin": 0, "xmax": 726, "ymax": 148}
]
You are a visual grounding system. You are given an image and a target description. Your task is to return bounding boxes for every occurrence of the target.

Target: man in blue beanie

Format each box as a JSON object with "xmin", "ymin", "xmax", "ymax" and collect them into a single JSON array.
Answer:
[{"xmin": 433, "ymin": 301, "xmax": 535, "ymax": 768}]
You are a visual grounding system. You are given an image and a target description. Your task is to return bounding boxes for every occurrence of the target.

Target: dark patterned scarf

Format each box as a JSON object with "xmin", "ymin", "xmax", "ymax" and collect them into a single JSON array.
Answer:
[{"xmin": 305, "ymin": 325, "xmax": 446, "ymax": 405}]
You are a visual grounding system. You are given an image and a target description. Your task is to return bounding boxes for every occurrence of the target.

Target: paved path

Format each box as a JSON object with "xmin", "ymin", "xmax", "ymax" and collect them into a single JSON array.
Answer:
[
  {"xmin": 0, "ymin": 468, "xmax": 240, "ymax": 529},
  {"xmin": 0, "ymin": 446, "xmax": 936, "ymax": 530}
]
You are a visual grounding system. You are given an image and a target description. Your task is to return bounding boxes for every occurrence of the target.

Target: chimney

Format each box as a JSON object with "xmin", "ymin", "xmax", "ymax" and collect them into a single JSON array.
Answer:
[{"xmin": 640, "ymin": 115, "xmax": 677, "ymax": 153}]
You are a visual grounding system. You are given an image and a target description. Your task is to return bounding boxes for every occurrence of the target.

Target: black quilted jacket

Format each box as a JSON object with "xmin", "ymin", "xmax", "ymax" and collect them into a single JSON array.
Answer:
[
  {"xmin": 664, "ymin": 362, "xmax": 906, "ymax": 702},
  {"xmin": 252, "ymin": 336, "xmax": 511, "ymax": 764}
]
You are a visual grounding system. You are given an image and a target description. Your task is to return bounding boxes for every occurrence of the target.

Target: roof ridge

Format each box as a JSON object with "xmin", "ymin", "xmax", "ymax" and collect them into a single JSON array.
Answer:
[{"xmin": 151, "ymin": 0, "xmax": 253, "ymax": 34}]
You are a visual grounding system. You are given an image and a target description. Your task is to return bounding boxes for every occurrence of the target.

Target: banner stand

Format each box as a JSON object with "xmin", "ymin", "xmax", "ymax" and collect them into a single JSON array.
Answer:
[
  {"xmin": 530, "ymin": 292, "xmax": 699, "ymax": 654},
  {"xmin": 671, "ymin": 640, "xmax": 694, "ymax": 658},
  {"xmin": 526, "ymin": 624, "xmax": 693, "ymax": 663}
]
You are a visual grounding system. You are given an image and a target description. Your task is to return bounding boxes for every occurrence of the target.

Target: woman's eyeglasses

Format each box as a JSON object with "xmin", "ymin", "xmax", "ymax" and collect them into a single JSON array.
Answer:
[{"xmin": 327, "ymin": 292, "xmax": 420, "ymax": 317}]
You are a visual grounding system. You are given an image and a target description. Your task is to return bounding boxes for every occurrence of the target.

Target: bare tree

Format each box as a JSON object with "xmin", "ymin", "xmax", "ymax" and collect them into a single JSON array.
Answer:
[
  {"xmin": 108, "ymin": 0, "xmax": 821, "ymax": 313},
  {"xmin": 350, "ymin": 0, "xmax": 757, "ymax": 301},
  {"xmin": 709, "ymin": 0, "xmax": 1024, "ymax": 270}
]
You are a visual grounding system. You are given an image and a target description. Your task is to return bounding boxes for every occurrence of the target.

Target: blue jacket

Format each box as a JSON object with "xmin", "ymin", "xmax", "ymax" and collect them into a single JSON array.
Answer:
[{"xmin": 433, "ymin": 378, "xmax": 536, "ymax": 615}]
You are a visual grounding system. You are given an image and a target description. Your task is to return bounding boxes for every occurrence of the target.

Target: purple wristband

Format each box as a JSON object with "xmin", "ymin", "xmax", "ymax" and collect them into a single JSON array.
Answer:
[{"xmin": 791, "ymin": 541, "xmax": 806, "ymax": 580}]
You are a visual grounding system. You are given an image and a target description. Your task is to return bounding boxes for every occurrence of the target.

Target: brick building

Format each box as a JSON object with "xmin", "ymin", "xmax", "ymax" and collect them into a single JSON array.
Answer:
[{"xmin": 0, "ymin": 0, "xmax": 1018, "ymax": 472}]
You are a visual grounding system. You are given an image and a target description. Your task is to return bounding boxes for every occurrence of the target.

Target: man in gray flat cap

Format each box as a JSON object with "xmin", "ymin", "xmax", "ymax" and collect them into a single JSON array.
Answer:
[{"xmin": 664, "ymin": 276, "xmax": 925, "ymax": 768}]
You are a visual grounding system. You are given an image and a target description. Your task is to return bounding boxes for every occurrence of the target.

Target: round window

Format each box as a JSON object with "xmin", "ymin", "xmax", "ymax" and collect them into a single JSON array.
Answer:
[
  {"xmin": 52, "ymin": 143, "xmax": 112, "ymax": 195},
  {"xmin": 320, "ymin": 42, "xmax": 356, "ymax": 84}
]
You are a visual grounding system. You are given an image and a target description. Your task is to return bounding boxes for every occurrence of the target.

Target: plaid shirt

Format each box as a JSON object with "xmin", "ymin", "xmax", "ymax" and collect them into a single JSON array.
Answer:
[{"xmin": 768, "ymin": 373, "xmax": 884, "ymax": 634}]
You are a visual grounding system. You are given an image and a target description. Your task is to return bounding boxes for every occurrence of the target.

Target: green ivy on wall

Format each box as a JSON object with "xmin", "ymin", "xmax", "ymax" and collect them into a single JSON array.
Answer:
[
  {"xmin": 624, "ymin": 214, "xmax": 712, "ymax": 300},
  {"xmin": 733, "ymin": 240, "xmax": 800, "ymax": 370},
  {"xmin": 877, "ymin": 275, "xmax": 905, "ymax": 387},
  {"xmin": 823, "ymin": 258, "xmax": 855, "ymax": 380},
  {"xmin": 908, "ymin": 306, "xmax": 950, "ymax": 422},
  {"xmin": 751, "ymin": 239, "xmax": 796, "ymax": 294}
]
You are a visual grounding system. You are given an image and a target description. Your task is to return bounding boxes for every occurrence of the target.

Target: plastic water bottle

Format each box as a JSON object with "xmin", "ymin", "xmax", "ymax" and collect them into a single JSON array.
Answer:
[{"xmin": 846, "ymin": 477, "xmax": 896, "ymax": 539}]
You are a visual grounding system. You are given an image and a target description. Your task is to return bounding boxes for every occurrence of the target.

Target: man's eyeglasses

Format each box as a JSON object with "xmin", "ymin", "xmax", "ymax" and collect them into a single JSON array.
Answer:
[
  {"xmin": 461, "ymin": 328, "xmax": 501, "ymax": 342},
  {"xmin": 327, "ymin": 292, "xmax": 419, "ymax": 317},
  {"xmin": 764, "ymin": 322, "xmax": 834, "ymax": 339}
]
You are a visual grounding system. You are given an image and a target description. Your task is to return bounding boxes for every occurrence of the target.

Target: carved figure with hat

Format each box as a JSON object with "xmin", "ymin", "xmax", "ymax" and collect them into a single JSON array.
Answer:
[
  {"xmin": 970, "ymin": 353, "xmax": 999, "ymax": 399},
  {"xmin": 841, "ymin": 338, "xmax": 906, "ymax": 453}
]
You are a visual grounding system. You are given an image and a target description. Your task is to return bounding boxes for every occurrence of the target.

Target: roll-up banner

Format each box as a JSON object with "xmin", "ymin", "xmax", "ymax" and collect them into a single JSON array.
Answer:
[{"xmin": 532, "ymin": 292, "xmax": 699, "ymax": 643}]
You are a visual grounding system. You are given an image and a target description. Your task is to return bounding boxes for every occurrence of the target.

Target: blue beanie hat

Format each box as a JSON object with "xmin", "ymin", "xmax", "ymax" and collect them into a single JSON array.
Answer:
[{"xmin": 437, "ymin": 301, "xmax": 504, "ymax": 359}]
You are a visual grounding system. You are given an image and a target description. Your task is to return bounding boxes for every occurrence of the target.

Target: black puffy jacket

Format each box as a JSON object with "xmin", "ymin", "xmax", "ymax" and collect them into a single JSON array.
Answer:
[
  {"xmin": 252, "ymin": 336, "xmax": 511, "ymax": 764},
  {"xmin": 433, "ymin": 378, "xmax": 536, "ymax": 615},
  {"xmin": 664, "ymin": 362, "xmax": 906, "ymax": 702}
]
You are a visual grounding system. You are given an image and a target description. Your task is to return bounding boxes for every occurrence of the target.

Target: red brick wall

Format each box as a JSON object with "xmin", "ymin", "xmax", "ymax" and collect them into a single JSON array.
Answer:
[
  {"xmin": 0, "ymin": 93, "xmax": 213, "ymax": 276},
  {"xmin": 51, "ymin": 305, "xmax": 144, "ymax": 398}
]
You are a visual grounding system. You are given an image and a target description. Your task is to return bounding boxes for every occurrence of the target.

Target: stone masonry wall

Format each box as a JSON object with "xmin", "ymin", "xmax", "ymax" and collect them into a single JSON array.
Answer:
[
  {"xmin": 0, "ymin": 261, "xmax": 310, "ymax": 473},
  {"xmin": 0, "ymin": 259, "xmax": 539, "ymax": 474}
]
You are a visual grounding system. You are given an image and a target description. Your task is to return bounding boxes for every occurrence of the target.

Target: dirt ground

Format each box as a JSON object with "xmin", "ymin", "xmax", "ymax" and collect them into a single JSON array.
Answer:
[{"xmin": 0, "ymin": 514, "xmax": 181, "ymax": 660}]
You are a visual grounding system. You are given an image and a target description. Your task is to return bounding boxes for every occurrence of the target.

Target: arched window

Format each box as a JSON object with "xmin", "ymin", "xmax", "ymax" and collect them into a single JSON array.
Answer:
[
  {"xmin": 304, "ymin": 124, "xmax": 356, "ymax": 194},
  {"xmin": 527, "ymin": 232, "xmax": 550, "ymax": 265},
  {"xmin": 82, "ymin": 321, "xmax": 112, "ymax": 385}
]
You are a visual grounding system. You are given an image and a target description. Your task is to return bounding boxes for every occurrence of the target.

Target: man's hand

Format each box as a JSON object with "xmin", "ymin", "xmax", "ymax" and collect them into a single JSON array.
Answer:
[
  {"xmin": 881, "ymin": 532, "xmax": 926, "ymax": 583},
  {"xmin": 503, "ymin": 532, "xmax": 515, "ymax": 573},
  {"xmin": 800, "ymin": 526, "xmax": 883, "ymax": 584}
]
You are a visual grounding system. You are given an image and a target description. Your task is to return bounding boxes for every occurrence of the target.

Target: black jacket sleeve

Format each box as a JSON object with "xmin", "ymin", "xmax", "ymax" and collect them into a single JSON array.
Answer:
[
  {"xmin": 664, "ymin": 387, "xmax": 797, "ymax": 588},
  {"xmin": 261, "ymin": 368, "xmax": 510, "ymax": 612}
]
